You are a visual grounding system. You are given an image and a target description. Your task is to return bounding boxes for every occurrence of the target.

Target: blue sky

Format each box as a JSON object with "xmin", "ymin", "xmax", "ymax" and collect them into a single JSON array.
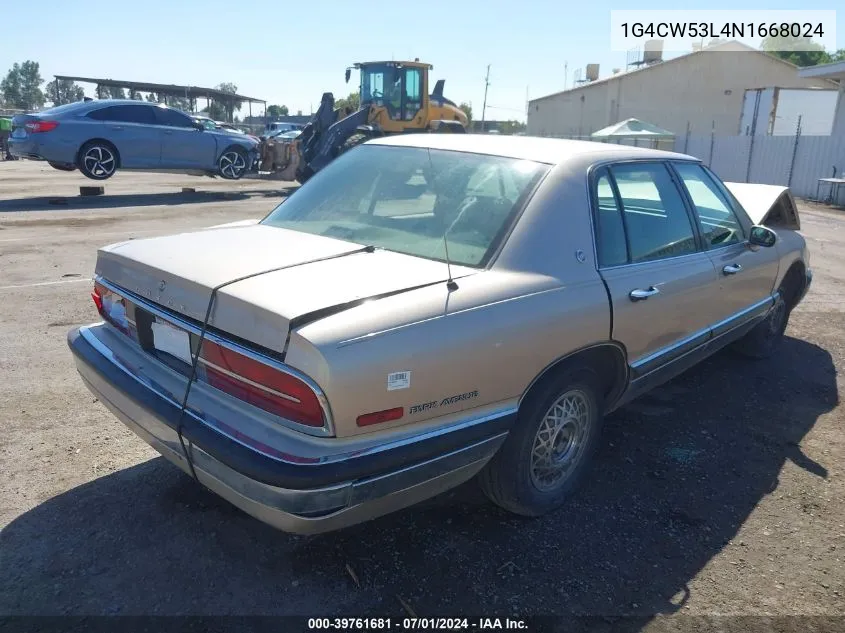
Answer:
[{"xmin": 2, "ymin": 0, "xmax": 841, "ymax": 121}]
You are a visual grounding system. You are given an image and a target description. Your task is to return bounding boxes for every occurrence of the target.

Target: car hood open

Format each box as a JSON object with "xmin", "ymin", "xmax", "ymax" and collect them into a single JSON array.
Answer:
[
  {"xmin": 95, "ymin": 224, "xmax": 473, "ymax": 353},
  {"xmin": 723, "ymin": 182, "xmax": 801, "ymax": 230}
]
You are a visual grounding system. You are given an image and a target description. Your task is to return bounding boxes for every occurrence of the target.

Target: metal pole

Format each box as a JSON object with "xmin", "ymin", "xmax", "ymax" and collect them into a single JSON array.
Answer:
[
  {"xmin": 480, "ymin": 64, "xmax": 491, "ymax": 133},
  {"xmin": 787, "ymin": 115, "xmax": 802, "ymax": 188},
  {"xmin": 745, "ymin": 128, "xmax": 755, "ymax": 183},
  {"xmin": 683, "ymin": 121, "xmax": 690, "ymax": 153},
  {"xmin": 708, "ymin": 120, "xmax": 715, "ymax": 168},
  {"xmin": 54, "ymin": 77, "xmax": 60, "ymax": 105}
]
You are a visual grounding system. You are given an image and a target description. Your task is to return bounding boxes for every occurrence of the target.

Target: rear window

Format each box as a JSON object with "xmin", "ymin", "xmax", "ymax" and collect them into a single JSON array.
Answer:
[{"xmin": 261, "ymin": 145, "xmax": 548, "ymax": 267}]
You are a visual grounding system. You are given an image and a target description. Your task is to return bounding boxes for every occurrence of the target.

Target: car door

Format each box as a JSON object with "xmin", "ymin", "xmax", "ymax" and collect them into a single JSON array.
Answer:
[
  {"xmin": 593, "ymin": 162, "xmax": 721, "ymax": 383},
  {"xmin": 87, "ymin": 104, "xmax": 160, "ymax": 168},
  {"xmin": 153, "ymin": 106, "xmax": 218, "ymax": 169},
  {"xmin": 670, "ymin": 161, "xmax": 781, "ymax": 337}
]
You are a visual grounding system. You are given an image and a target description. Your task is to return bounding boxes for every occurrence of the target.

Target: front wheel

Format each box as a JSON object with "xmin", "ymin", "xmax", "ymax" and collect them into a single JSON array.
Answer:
[
  {"xmin": 733, "ymin": 291, "xmax": 789, "ymax": 359},
  {"xmin": 218, "ymin": 148, "xmax": 248, "ymax": 180},
  {"xmin": 478, "ymin": 367, "xmax": 604, "ymax": 516},
  {"xmin": 77, "ymin": 141, "xmax": 118, "ymax": 180}
]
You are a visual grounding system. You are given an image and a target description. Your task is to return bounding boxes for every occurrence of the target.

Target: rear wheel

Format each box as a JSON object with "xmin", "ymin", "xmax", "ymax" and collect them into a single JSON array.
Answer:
[
  {"xmin": 218, "ymin": 147, "xmax": 248, "ymax": 180},
  {"xmin": 48, "ymin": 161, "xmax": 76, "ymax": 171},
  {"xmin": 77, "ymin": 141, "xmax": 118, "ymax": 180},
  {"xmin": 478, "ymin": 367, "xmax": 604, "ymax": 516}
]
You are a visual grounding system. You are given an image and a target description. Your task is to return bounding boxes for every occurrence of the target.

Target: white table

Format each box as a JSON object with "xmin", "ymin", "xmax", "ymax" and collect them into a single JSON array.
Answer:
[{"xmin": 816, "ymin": 178, "xmax": 845, "ymax": 206}]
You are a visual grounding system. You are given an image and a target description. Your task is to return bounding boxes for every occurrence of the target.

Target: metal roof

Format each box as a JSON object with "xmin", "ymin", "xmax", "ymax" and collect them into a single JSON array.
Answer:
[
  {"xmin": 798, "ymin": 60, "xmax": 845, "ymax": 81},
  {"xmin": 53, "ymin": 75, "xmax": 265, "ymax": 103}
]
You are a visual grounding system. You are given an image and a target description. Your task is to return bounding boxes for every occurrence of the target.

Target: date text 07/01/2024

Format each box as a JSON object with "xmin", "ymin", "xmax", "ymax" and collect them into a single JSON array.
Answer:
[
  {"xmin": 307, "ymin": 617, "xmax": 529, "ymax": 630},
  {"xmin": 620, "ymin": 21, "xmax": 824, "ymax": 39}
]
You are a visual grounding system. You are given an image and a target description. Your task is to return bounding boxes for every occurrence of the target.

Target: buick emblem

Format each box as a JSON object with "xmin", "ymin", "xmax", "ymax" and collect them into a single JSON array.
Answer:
[{"xmin": 158, "ymin": 280, "xmax": 167, "ymax": 292}]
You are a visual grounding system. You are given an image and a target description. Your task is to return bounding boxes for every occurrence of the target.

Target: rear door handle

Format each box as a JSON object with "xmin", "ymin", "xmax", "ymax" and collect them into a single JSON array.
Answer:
[
  {"xmin": 723, "ymin": 264, "xmax": 743, "ymax": 275},
  {"xmin": 108, "ymin": 125, "xmax": 124, "ymax": 131},
  {"xmin": 629, "ymin": 286, "xmax": 660, "ymax": 301}
]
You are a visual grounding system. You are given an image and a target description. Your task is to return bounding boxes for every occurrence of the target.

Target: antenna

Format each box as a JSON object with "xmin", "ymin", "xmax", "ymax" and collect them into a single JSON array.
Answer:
[{"xmin": 426, "ymin": 148, "xmax": 461, "ymax": 291}]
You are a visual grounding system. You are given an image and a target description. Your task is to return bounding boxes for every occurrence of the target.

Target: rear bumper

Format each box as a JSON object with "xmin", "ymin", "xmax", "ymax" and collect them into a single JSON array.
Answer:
[{"xmin": 68, "ymin": 325, "xmax": 511, "ymax": 534}]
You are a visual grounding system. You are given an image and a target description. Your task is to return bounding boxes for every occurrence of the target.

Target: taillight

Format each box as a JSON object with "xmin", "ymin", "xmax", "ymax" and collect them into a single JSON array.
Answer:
[
  {"xmin": 92, "ymin": 282, "xmax": 129, "ymax": 333},
  {"xmin": 357, "ymin": 407, "xmax": 403, "ymax": 427},
  {"xmin": 199, "ymin": 340, "xmax": 324, "ymax": 428},
  {"xmin": 25, "ymin": 120, "xmax": 59, "ymax": 133}
]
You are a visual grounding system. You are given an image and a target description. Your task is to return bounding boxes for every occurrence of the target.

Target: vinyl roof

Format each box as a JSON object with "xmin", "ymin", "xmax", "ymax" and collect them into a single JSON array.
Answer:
[{"xmin": 53, "ymin": 76, "xmax": 265, "ymax": 104}]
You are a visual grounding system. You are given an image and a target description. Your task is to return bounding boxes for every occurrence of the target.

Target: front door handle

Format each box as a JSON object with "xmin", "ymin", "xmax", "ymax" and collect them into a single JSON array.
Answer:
[
  {"xmin": 723, "ymin": 263, "xmax": 743, "ymax": 275},
  {"xmin": 629, "ymin": 286, "xmax": 660, "ymax": 301}
]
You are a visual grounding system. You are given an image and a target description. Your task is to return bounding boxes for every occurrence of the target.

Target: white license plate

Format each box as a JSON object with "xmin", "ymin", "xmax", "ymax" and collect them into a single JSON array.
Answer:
[{"xmin": 151, "ymin": 320, "xmax": 192, "ymax": 364}]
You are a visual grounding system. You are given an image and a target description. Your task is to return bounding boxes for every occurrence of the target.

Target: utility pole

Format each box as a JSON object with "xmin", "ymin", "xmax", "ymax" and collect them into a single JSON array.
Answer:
[
  {"xmin": 480, "ymin": 64, "xmax": 491, "ymax": 133},
  {"xmin": 564, "ymin": 61, "xmax": 568, "ymax": 90}
]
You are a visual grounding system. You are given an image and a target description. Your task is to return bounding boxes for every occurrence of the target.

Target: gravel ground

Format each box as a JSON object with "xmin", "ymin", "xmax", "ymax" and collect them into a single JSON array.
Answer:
[{"xmin": 0, "ymin": 160, "xmax": 843, "ymax": 626}]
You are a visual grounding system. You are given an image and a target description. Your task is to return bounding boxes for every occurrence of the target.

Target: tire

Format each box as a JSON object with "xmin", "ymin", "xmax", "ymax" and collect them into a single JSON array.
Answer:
[
  {"xmin": 48, "ymin": 161, "xmax": 76, "ymax": 172},
  {"xmin": 218, "ymin": 147, "xmax": 248, "ymax": 180},
  {"xmin": 733, "ymin": 290, "xmax": 789, "ymax": 359},
  {"xmin": 478, "ymin": 367, "xmax": 604, "ymax": 516},
  {"xmin": 77, "ymin": 141, "xmax": 118, "ymax": 180},
  {"xmin": 295, "ymin": 165, "xmax": 314, "ymax": 185}
]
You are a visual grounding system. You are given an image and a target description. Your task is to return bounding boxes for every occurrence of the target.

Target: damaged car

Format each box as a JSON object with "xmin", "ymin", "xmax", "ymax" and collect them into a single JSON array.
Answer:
[{"xmin": 68, "ymin": 135, "xmax": 811, "ymax": 534}]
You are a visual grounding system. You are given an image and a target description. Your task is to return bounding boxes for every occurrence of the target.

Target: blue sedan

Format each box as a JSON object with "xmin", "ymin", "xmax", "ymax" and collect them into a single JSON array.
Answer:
[{"xmin": 9, "ymin": 100, "xmax": 259, "ymax": 180}]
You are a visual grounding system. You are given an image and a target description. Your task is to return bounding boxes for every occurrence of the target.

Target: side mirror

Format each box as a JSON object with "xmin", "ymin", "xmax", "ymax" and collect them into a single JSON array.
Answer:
[
  {"xmin": 749, "ymin": 225, "xmax": 777, "ymax": 248},
  {"xmin": 193, "ymin": 121, "xmax": 204, "ymax": 131}
]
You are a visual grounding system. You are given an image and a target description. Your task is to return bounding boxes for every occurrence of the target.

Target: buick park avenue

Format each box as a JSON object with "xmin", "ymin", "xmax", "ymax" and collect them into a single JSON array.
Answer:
[{"xmin": 68, "ymin": 135, "xmax": 812, "ymax": 534}]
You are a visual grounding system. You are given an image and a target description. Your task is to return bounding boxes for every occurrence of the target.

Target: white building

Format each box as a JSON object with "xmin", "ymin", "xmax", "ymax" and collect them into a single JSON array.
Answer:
[
  {"xmin": 528, "ymin": 41, "xmax": 835, "ymax": 138},
  {"xmin": 797, "ymin": 60, "xmax": 845, "ymax": 137}
]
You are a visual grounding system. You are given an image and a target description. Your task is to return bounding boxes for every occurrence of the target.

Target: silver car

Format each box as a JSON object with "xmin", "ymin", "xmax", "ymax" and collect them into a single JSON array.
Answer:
[{"xmin": 9, "ymin": 100, "xmax": 259, "ymax": 180}]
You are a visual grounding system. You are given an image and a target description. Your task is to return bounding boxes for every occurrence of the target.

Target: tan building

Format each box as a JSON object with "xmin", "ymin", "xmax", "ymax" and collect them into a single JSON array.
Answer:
[{"xmin": 528, "ymin": 41, "xmax": 835, "ymax": 138}]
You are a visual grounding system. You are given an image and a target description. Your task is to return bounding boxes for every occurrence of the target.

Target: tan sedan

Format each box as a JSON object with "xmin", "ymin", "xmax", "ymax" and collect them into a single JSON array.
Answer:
[{"xmin": 68, "ymin": 135, "xmax": 812, "ymax": 533}]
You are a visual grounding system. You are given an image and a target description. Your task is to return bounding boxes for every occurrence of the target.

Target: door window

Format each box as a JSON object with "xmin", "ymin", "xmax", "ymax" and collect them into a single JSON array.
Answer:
[
  {"xmin": 88, "ymin": 105, "xmax": 156, "ymax": 125},
  {"xmin": 672, "ymin": 162, "xmax": 745, "ymax": 248},
  {"xmin": 403, "ymin": 68, "xmax": 422, "ymax": 121},
  {"xmin": 610, "ymin": 163, "xmax": 698, "ymax": 263},
  {"xmin": 154, "ymin": 106, "xmax": 193, "ymax": 128},
  {"xmin": 592, "ymin": 168, "xmax": 628, "ymax": 267}
]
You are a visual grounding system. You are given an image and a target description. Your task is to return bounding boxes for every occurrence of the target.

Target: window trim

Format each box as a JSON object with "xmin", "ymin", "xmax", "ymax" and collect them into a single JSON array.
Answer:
[
  {"xmin": 667, "ymin": 160, "xmax": 748, "ymax": 251},
  {"xmin": 590, "ymin": 165, "xmax": 630, "ymax": 267},
  {"xmin": 587, "ymin": 158, "xmax": 706, "ymax": 269},
  {"xmin": 86, "ymin": 104, "xmax": 156, "ymax": 125}
]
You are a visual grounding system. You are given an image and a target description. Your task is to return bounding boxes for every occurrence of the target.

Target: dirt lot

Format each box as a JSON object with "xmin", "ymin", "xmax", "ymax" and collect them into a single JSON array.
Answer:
[{"xmin": 0, "ymin": 160, "xmax": 843, "ymax": 625}]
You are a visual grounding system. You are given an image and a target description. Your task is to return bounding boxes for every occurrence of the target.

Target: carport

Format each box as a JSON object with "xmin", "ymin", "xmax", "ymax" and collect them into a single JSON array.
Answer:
[
  {"xmin": 51, "ymin": 76, "xmax": 266, "ymax": 123},
  {"xmin": 798, "ymin": 60, "xmax": 845, "ymax": 137}
]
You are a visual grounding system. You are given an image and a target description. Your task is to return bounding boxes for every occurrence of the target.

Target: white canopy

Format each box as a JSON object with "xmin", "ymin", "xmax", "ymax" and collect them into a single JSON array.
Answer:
[{"xmin": 591, "ymin": 118, "xmax": 675, "ymax": 139}]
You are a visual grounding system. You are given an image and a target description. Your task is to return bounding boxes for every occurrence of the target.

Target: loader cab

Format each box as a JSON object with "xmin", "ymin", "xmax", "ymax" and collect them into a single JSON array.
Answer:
[{"xmin": 353, "ymin": 61, "xmax": 430, "ymax": 131}]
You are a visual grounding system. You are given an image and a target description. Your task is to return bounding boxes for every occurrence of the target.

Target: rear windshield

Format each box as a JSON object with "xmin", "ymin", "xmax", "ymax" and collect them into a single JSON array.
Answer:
[
  {"xmin": 261, "ymin": 145, "xmax": 548, "ymax": 267},
  {"xmin": 38, "ymin": 101, "xmax": 90, "ymax": 116}
]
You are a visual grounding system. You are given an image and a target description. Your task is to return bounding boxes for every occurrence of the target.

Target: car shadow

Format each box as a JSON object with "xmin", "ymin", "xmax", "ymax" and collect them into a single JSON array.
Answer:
[
  {"xmin": 0, "ymin": 336, "xmax": 837, "ymax": 622},
  {"xmin": 0, "ymin": 188, "xmax": 294, "ymax": 212}
]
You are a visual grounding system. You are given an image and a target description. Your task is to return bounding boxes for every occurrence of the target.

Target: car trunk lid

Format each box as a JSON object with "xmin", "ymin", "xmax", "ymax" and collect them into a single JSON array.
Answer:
[{"xmin": 95, "ymin": 224, "xmax": 471, "ymax": 354}]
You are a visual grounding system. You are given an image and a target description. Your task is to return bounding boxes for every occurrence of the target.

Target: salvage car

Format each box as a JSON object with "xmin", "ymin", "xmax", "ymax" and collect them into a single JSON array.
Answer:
[
  {"xmin": 9, "ymin": 100, "xmax": 258, "ymax": 180},
  {"xmin": 68, "ymin": 135, "xmax": 811, "ymax": 534}
]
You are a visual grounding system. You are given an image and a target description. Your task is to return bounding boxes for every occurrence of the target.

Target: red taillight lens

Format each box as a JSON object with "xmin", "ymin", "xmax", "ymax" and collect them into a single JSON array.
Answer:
[
  {"xmin": 199, "ymin": 340, "xmax": 324, "ymax": 428},
  {"xmin": 357, "ymin": 407, "xmax": 403, "ymax": 427},
  {"xmin": 25, "ymin": 120, "xmax": 59, "ymax": 133},
  {"xmin": 92, "ymin": 282, "xmax": 129, "ymax": 334}
]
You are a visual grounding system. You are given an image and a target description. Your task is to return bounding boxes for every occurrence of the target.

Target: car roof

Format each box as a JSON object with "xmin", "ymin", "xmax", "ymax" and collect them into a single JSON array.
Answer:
[{"xmin": 366, "ymin": 134, "xmax": 697, "ymax": 166}]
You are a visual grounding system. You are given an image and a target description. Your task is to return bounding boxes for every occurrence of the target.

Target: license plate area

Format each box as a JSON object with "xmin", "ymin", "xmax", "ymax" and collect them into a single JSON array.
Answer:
[
  {"xmin": 11, "ymin": 127, "xmax": 26, "ymax": 139},
  {"xmin": 151, "ymin": 318, "xmax": 193, "ymax": 365}
]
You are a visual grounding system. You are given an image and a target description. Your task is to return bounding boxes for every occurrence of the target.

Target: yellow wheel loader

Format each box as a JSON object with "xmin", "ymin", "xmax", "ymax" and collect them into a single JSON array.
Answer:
[{"xmin": 266, "ymin": 60, "xmax": 468, "ymax": 184}]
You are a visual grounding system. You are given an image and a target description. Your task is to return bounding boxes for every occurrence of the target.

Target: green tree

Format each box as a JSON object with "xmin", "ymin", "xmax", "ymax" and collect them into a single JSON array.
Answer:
[
  {"xmin": 267, "ymin": 104, "xmax": 289, "ymax": 117},
  {"xmin": 334, "ymin": 91, "xmax": 360, "ymax": 112},
  {"xmin": 1, "ymin": 61, "xmax": 45, "ymax": 110},
  {"xmin": 498, "ymin": 120, "xmax": 527, "ymax": 135},
  {"xmin": 145, "ymin": 92, "xmax": 162, "ymax": 102},
  {"xmin": 202, "ymin": 101, "xmax": 226, "ymax": 121},
  {"xmin": 459, "ymin": 102, "xmax": 472, "ymax": 123},
  {"xmin": 761, "ymin": 36, "xmax": 836, "ymax": 67},
  {"xmin": 104, "ymin": 86, "xmax": 126, "ymax": 99},
  {"xmin": 45, "ymin": 79, "xmax": 84, "ymax": 106},
  {"xmin": 215, "ymin": 82, "xmax": 241, "ymax": 122}
]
